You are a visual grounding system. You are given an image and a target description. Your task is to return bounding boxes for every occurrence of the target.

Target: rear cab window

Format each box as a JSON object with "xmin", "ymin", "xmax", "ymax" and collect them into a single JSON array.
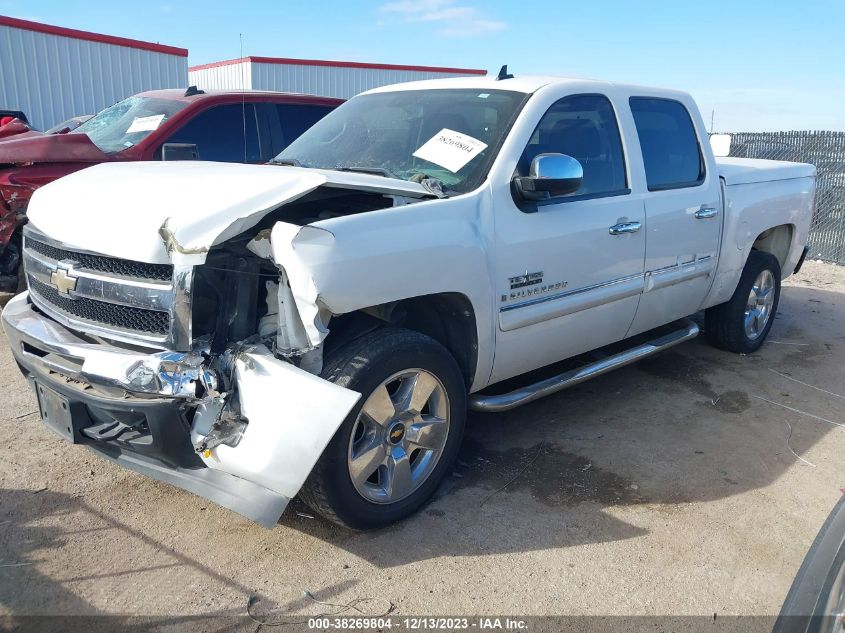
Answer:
[
  {"xmin": 256, "ymin": 103, "xmax": 337, "ymax": 159},
  {"xmin": 629, "ymin": 97, "xmax": 705, "ymax": 191}
]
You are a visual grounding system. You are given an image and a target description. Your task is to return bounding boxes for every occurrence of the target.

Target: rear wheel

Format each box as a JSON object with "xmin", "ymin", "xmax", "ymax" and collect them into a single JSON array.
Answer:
[
  {"xmin": 299, "ymin": 328, "xmax": 466, "ymax": 529},
  {"xmin": 705, "ymin": 250, "xmax": 781, "ymax": 353}
]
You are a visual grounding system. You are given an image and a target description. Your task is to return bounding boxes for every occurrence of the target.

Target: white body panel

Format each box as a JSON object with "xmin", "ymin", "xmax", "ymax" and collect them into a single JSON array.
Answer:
[
  {"xmin": 704, "ymin": 170, "xmax": 815, "ymax": 308},
  {"xmin": 0, "ymin": 21, "xmax": 187, "ymax": 131},
  {"xmin": 716, "ymin": 157, "xmax": 816, "ymax": 186},
  {"xmin": 27, "ymin": 161, "xmax": 430, "ymax": 265}
]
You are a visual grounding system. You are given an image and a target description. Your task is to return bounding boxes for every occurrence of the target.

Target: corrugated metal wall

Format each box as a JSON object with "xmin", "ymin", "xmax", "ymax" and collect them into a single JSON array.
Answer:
[
  {"xmin": 250, "ymin": 62, "xmax": 481, "ymax": 99},
  {"xmin": 188, "ymin": 61, "xmax": 251, "ymax": 91},
  {"xmin": 0, "ymin": 23, "xmax": 187, "ymax": 130},
  {"xmin": 189, "ymin": 60, "xmax": 485, "ymax": 99}
]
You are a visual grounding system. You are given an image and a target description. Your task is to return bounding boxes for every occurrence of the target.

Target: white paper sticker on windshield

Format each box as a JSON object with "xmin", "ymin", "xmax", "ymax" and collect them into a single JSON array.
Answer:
[
  {"xmin": 126, "ymin": 114, "xmax": 165, "ymax": 134},
  {"xmin": 412, "ymin": 128, "xmax": 488, "ymax": 173}
]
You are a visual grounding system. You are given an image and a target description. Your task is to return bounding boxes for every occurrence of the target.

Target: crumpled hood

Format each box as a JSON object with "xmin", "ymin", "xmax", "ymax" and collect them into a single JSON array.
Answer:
[
  {"xmin": 27, "ymin": 161, "xmax": 431, "ymax": 264},
  {"xmin": 0, "ymin": 131, "xmax": 108, "ymax": 165}
]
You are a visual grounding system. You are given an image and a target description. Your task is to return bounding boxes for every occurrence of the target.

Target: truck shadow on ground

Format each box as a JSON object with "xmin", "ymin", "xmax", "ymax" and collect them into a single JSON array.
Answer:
[
  {"xmin": 0, "ymin": 487, "xmax": 363, "ymax": 628},
  {"xmin": 280, "ymin": 285, "xmax": 845, "ymax": 567}
]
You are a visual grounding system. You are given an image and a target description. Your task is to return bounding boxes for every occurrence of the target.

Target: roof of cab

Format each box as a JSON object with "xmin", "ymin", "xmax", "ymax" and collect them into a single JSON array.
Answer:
[
  {"xmin": 134, "ymin": 88, "xmax": 344, "ymax": 104},
  {"xmin": 362, "ymin": 74, "xmax": 691, "ymax": 100}
]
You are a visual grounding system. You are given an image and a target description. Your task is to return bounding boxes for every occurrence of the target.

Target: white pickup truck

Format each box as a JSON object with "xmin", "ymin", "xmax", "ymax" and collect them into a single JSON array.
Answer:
[{"xmin": 2, "ymin": 72, "xmax": 815, "ymax": 529}]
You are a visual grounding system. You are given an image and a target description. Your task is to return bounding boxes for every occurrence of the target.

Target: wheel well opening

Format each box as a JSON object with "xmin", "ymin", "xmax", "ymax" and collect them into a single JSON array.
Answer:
[
  {"xmin": 752, "ymin": 224, "xmax": 794, "ymax": 272},
  {"xmin": 327, "ymin": 293, "xmax": 478, "ymax": 388}
]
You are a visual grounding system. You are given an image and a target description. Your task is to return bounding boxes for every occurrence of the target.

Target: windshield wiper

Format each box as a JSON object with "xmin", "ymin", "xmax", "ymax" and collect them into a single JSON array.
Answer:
[
  {"xmin": 268, "ymin": 157, "xmax": 301, "ymax": 167},
  {"xmin": 334, "ymin": 166, "xmax": 397, "ymax": 179}
]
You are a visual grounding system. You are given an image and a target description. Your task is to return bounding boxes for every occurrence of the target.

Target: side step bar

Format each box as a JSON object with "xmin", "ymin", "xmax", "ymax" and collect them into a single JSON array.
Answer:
[{"xmin": 469, "ymin": 319, "xmax": 700, "ymax": 413}]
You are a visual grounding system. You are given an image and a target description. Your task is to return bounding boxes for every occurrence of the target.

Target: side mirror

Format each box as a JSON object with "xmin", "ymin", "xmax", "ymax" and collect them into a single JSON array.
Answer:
[
  {"xmin": 161, "ymin": 143, "xmax": 199, "ymax": 161},
  {"xmin": 514, "ymin": 153, "xmax": 583, "ymax": 201}
]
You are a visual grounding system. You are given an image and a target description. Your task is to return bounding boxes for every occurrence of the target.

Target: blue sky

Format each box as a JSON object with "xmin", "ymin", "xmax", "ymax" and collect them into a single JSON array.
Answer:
[{"xmin": 2, "ymin": 0, "xmax": 843, "ymax": 131}]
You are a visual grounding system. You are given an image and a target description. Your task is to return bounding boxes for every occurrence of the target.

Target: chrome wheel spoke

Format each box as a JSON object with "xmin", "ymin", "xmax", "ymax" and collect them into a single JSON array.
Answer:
[
  {"xmin": 745, "ymin": 309, "xmax": 760, "ymax": 337},
  {"xmin": 746, "ymin": 289, "xmax": 758, "ymax": 311},
  {"xmin": 394, "ymin": 372, "xmax": 439, "ymax": 417},
  {"xmin": 405, "ymin": 416, "xmax": 449, "ymax": 451},
  {"xmin": 384, "ymin": 446, "xmax": 413, "ymax": 499},
  {"xmin": 362, "ymin": 384, "xmax": 395, "ymax": 427},
  {"xmin": 349, "ymin": 440, "xmax": 387, "ymax": 488}
]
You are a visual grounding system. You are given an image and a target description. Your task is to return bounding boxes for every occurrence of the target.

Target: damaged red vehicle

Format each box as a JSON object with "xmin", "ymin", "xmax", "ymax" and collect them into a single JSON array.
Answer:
[{"xmin": 0, "ymin": 88, "xmax": 341, "ymax": 289}]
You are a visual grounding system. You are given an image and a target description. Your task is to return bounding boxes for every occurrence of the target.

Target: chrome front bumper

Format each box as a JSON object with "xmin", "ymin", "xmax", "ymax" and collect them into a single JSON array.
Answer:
[{"xmin": 2, "ymin": 292, "xmax": 214, "ymax": 399}]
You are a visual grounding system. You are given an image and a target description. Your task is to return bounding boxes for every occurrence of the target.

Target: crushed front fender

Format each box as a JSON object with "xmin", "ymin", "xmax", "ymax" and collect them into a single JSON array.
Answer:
[{"xmin": 192, "ymin": 344, "xmax": 361, "ymax": 508}]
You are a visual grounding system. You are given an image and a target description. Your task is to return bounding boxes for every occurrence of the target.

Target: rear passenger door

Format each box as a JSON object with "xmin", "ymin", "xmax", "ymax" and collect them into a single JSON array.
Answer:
[
  {"xmin": 159, "ymin": 103, "xmax": 261, "ymax": 163},
  {"xmin": 626, "ymin": 97, "xmax": 722, "ymax": 336}
]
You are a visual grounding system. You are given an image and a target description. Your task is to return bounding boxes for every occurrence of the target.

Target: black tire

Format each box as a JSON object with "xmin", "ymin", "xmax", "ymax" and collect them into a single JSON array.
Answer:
[
  {"xmin": 299, "ymin": 327, "xmax": 466, "ymax": 529},
  {"xmin": 705, "ymin": 250, "xmax": 781, "ymax": 354}
]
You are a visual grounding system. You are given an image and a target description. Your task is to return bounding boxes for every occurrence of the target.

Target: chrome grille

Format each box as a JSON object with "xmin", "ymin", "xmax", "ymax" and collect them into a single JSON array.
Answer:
[
  {"xmin": 29, "ymin": 277, "xmax": 170, "ymax": 334},
  {"xmin": 22, "ymin": 226, "xmax": 192, "ymax": 349},
  {"xmin": 26, "ymin": 237, "xmax": 173, "ymax": 281}
]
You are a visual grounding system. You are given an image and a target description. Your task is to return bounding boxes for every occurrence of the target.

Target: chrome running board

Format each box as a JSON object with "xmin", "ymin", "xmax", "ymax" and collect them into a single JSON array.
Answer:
[{"xmin": 468, "ymin": 319, "xmax": 700, "ymax": 413}]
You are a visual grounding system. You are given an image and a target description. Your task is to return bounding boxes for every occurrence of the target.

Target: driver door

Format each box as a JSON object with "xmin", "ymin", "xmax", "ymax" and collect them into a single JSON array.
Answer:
[{"xmin": 489, "ymin": 93, "xmax": 647, "ymax": 384}]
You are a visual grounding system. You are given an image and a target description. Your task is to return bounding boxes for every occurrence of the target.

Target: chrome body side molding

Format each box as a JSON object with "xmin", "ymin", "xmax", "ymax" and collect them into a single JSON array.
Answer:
[{"xmin": 499, "ymin": 273, "xmax": 645, "ymax": 331}]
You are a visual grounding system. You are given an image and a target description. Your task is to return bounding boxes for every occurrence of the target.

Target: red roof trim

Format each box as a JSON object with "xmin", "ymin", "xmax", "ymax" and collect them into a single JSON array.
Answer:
[
  {"xmin": 0, "ymin": 15, "xmax": 188, "ymax": 57},
  {"xmin": 189, "ymin": 56, "xmax": 487, "ymax": 75},
  {"xmin": 189, "ymin": 57, "xmax": 250, "ymax": 71}
]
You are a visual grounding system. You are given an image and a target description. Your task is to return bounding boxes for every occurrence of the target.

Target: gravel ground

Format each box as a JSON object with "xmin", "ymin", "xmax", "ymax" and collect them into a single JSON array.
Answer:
[{"xmin": 1, "ymin": 261, "xmax": 844, "ymax": 623}]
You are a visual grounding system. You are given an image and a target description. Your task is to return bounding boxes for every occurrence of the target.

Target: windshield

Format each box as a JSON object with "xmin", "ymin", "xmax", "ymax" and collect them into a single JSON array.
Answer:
[
  {"xmin": 274, "ymin": 89, "xmax": 526, "ymax": 194},
  {"xmin": 76, "ymin": 96, "xmax": 187, "ymax": 153}
]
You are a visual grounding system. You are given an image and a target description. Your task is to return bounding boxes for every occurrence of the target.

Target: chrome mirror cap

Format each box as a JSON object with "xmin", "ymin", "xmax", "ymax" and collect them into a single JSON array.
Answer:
[{"xmin": 514, "ymin": 153, "xmax": 583, "ymax": 201}]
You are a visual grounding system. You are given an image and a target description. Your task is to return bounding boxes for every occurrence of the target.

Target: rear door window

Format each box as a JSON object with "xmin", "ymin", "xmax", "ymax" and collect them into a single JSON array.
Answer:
[
  {"xmin": 162, "ymin": 103, "xmax": 260, "ymax": 163},
  {"xmin": 629, "ymin": 97, "xmax": 704, "ymax": 190}
]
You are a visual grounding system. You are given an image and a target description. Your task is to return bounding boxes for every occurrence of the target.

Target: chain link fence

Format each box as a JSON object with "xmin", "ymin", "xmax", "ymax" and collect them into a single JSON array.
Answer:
[{"xmin": 722, "ymin": 131, "xmax": 845, "ymax": 265}]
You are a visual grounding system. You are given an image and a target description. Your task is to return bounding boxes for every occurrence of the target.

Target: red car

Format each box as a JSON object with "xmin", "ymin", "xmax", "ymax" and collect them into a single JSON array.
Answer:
[{"xmin": 0, "ymin": 87, "xmax": 342, "ymax": 289}]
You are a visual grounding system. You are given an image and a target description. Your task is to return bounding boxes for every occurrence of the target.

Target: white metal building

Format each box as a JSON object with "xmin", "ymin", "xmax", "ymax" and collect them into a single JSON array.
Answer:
[
  {"xmin": 189, "ymin": 56, "xmax": 487, "ymax": 99},
  {"xmin": 0, "ymin": 15, "xmax": 188, "ymax": 130}
]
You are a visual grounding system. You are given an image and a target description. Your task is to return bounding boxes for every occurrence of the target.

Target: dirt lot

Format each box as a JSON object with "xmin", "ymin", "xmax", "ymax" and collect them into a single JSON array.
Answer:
[{"xmin": 1, "ymin": 261, "xmax": 844, "ymax": 624}]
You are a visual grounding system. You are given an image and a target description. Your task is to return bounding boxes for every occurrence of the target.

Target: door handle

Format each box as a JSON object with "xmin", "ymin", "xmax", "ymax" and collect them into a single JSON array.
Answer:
[
  {"xmin": 609, "ymin": 221, "xmax": 642, "ymax": 235},
  {"xmin": 695, "ymin": 207, "xmax": 719, "ymax": 219}
]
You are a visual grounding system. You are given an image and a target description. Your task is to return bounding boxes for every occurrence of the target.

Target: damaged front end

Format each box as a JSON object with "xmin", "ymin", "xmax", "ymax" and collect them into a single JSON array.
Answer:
[
  {"xmin": 4, "ymin": 214, "xmax": 365, "ymax": 526},
  {"xmin": 5, "ymin": 164, "xmax": 435, "ymax": 525},
  {"xmin": 2, "ymin": 290, "xmax": 360, "ymax": 527}
]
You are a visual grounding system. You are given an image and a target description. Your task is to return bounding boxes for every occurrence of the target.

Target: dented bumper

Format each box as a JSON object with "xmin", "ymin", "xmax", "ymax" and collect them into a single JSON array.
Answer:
[{"xmin": 1, "ymin": 292, "xmax": 360, "ymax": 527}]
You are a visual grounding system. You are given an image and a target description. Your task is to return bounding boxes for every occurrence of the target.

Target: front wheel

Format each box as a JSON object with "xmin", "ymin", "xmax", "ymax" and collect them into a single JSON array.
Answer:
[
  {"xmin": 705, "ymin": 250, "xmax": 781, "ymax": 354},
  {"xmin": 299, "ymin": 328, "xmax": 466, "ymax": 529}
]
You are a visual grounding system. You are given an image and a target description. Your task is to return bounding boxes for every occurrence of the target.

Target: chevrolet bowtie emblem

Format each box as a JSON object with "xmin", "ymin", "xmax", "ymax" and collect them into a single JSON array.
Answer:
[{"xmin": 50, "ymin": 266, "xmax": 79, "ymax": 296}]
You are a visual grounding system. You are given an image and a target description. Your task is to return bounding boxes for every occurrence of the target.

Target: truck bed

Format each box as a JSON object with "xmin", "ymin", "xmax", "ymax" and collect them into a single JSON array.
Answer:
[{"xmin": 716, "ymin": 157, "xmax": 816, "ymax": 186}]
